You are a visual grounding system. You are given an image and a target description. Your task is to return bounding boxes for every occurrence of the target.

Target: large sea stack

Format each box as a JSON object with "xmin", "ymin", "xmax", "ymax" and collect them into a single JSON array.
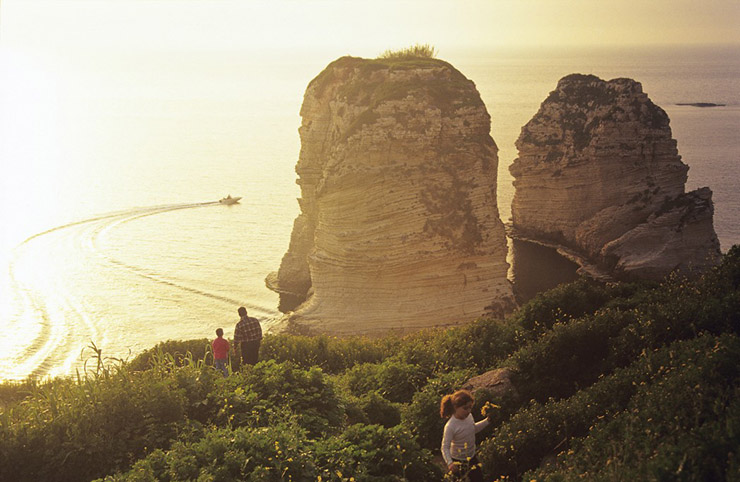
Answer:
[
  {"xmin": 267, "ymin": 55, "xmax": 515, "ymax": 335},
  {"xmin": 510, "ymin": 74, "xmax": 721, "ymax": 279}
]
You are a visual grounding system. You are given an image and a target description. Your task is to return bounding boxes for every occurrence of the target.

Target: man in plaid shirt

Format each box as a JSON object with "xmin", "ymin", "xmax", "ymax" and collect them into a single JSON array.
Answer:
[{"xmin": 233, "ymin": 306, "xmax": 262, "ymax": 368}]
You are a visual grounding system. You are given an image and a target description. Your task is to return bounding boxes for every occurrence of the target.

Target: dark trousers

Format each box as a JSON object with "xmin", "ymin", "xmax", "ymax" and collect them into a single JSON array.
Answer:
[
  {"xmin": 451, "ymin": 455, "xmax": 483, "ymax": 482},
  {"xmin": 239, "ymin": 339, "xmax": 261, "ymax": 367}
]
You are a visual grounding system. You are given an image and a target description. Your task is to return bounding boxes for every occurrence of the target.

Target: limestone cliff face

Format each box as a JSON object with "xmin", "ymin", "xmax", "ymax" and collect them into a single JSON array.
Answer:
[
  {"xmin": 268, "ymin": 56, "xmax": 515, "ymax": 335},
  {"xmin": 510, "ymin": 74, "xmax": 720, "ymax": 279}
]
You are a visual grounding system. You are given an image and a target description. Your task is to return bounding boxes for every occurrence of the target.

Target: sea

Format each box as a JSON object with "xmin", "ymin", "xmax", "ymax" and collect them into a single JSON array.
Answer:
[{"xmin": 1, "ymin": 45, "xmax": 738, "ymax": 380}]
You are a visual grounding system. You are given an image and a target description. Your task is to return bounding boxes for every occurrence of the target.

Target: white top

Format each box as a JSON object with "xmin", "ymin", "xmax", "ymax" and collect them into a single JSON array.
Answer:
[{"xmin": 441, "ymin": 413, "xmax": 490, "ymax": 466}]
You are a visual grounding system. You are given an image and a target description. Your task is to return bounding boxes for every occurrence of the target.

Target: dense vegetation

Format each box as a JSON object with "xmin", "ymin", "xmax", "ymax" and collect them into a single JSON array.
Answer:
[{"xmin": 1, "ymin": 246, "xmax": 738, "ymax": 481}]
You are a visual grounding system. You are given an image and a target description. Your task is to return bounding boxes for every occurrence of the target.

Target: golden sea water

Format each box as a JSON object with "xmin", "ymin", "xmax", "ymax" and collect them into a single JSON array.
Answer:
[{"xmin": 1, "ymin": 45, "xmax": 738, "ymax": 380}]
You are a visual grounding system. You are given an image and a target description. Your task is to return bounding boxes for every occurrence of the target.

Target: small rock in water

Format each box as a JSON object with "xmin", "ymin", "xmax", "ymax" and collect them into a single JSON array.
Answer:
[{"xmin": 676, "ymin": 102, "xmax": 725, "ymax": 107}]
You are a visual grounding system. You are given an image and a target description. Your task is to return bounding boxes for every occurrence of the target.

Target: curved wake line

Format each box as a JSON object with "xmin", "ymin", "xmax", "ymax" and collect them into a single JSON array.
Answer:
[
  {"xmin": 105, "ymin": 257, "xmax": 266, "ymax": 313},
  {"xmin": 18, "ymin": 201, "xmax": 219, "ymax": 246},
  {"xmin": 4, "ymin": 200, "xmax": 277, "ymax": 379},
  {"xmin": 85, "ymin": 203, "xmax": 276, "ymax": 317},
  {"xmin": 2, "ymin": 277, "xmax": 55, "ymax": 379},
  {"xmin": 15, "ymin": 201, "xmax": 276, "ymax": 317}
]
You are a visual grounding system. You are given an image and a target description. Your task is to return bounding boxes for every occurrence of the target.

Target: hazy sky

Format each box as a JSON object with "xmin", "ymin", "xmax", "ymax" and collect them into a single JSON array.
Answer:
[
  {"xmin": 2, "ymin": 0, "xmax": 739, "ymax": 61},
  {"xmin": 0, "ymin": 0, "xmax": 738, "ymax": 254}
]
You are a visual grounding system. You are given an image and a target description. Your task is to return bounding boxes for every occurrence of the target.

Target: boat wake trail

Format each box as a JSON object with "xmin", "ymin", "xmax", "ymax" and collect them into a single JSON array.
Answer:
[
  {"xmin": 3, "ymin": 201, "xmax": 275, "ymax": 380},
  {"xmin": 86, "ymin": 202, "xmax": 268, "ymax": 314}
]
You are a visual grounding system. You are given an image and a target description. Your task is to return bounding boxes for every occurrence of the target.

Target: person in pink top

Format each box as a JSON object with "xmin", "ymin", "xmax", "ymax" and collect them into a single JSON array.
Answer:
[
  {"xmin": 211, "ymin": 328, "xmax": 230, "ymax": 376},
  {"xmin": 440, "ymin": 389, "xmax": 491, "ymax": 481}
]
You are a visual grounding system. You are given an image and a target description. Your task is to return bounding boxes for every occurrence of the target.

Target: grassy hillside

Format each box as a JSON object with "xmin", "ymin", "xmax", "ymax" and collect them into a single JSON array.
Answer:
[{"xmin": 1, "ymin": 246, "xmax": 738, "ymax": 481}]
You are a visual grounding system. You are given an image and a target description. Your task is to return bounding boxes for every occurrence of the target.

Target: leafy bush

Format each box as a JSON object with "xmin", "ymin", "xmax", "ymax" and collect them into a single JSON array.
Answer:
[
  {"xmin": 314, "ymin": 424, "xmax": 443, "ymax": 481},
  {"xmin": 340, "ymin": 359, "xmax": 428, "ymax": 403},
  {"xmin": 511, "ymin": 278, "xmax": 614, "ymax": 335},
  {"xmin": 479, "ymin": 333, "xmax": 740, "ymax": 480},
  {"xmin": 106, "ymin": 422, "xmax": 441, "ymax": 482},
  {"xmin": 394, "ymin": 317, "xmax": 520, "ymax": 374},
  {"xmin": 100, "ymin": 418, "xmax": 318, "ymax": 482},
  {"xmin": 208, "ymin": 359, "xmax": 345, "ymax": 437},
  {"xmin": 355, "ymin": 391, "xmax": 402, "ymax": 428},
  {"xmin": 260, "ymin": 333, "xmax": 396, "ymax": 373},
  {"xmin": 504, "ymin": 248, "xmax": 740, "ymax": 404},
  {"xmin": 509, "ymin": 308, "xmax": 638, "ymax": 401},
  {"xmin": 0, "ymin": 366, "xmax": 192, "ymax": 482},
  {"xmin": 525, "ymin": 333, "xmax": 740, "ymax": 481}
]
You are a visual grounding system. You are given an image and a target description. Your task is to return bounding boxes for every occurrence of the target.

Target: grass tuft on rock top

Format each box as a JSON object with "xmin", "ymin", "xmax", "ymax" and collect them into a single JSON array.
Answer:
[
  {"xmin": 0, "ymin": 246, "xmax": 738, "ymax": 481},
  {"xmin": 378, "ymin": 43, "xmax": 438, "ymax": 60}
]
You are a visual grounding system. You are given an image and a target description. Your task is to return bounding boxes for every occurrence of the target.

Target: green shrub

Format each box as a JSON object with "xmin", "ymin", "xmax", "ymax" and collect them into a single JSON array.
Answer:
[
  {"xmin": 104, "ymin": 420, "xmax": 440, "ymax": 481},
  {"xmin": 127, "ymin": 339, "xmax": 213, "ymax": 371},
  {"xmin": 509, "ymin": 308, "xmax": 638, "ymax": 401},
  {"xmin": 356, "ymin": 391, "xmax": 402, "ymax": 428},
  {"xmin": 260, "ymin": 333, "xmax": 396, "ymax": 373},
  {"xmin": 512, "ymin": 278, "xmax": 616, "ymax": 337},
  {"xmin": 208, "ymin": 360, "xmax": 344, "ymax": 437},
  {"xmin": 0, "ymin": 367, "xmax": 191, "ymax": 482},
  {"xmin": 314, "ymin": 424, "xmax": 443, "ymax": 481},
  {"xmin": 479, "ymin": 333, "xmax": 740, "ymax": 481},
  {"xmin": 340, "ymin": 359, "xmax": 428, "ymax": 403},
  {"xmin": 0, "ymin": 379, "xmax": 37, "ymax": 408},
  {"xmin": 100, "ymin": 419, "xmax": 318, "ymax": 482},
  {"xmin": 526, "ymin": 333, "xmax": 740, "ymax": 481},
  {"xmin": 627, "ymin": 269, "xmax": 740, "ymax": 348},
  {"xmin": 506, "ymin": 248, "xmax": 740, "ymax": 405},
  {"xmin": 172, "ymin": 363, "xmax": 220, "ymax": 423},
  {"xmin": 395, "ymin": 317, "xmax": 519, "ymax": 374}
]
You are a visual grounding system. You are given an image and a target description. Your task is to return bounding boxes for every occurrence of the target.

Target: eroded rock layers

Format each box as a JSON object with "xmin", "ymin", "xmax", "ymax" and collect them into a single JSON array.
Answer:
[
  {"xmin": 510, "ymin": 74, "xmax": 720, "ymax": 279},
  {"xmin": 268, "ymin": 56, "xmax": 515, "ymax": 335}
]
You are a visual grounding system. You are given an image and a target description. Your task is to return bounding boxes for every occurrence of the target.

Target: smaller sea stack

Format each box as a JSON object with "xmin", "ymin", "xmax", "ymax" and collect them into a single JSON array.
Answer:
[{"xmin": 510, "ymin": 74, "xmax": 721, "ymax": 279}]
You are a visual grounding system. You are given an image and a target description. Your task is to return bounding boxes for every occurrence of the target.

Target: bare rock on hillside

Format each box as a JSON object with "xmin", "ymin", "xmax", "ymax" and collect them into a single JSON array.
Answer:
[{"xmin": 462, "ymin": 367, "xmax": 518, "ymax": 400}]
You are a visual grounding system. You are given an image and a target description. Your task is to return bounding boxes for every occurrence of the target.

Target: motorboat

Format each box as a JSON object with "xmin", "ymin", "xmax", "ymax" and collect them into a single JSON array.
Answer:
[{"xmin": 219, "ymin": 195, "xmax": 242, "ymax": 205}]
